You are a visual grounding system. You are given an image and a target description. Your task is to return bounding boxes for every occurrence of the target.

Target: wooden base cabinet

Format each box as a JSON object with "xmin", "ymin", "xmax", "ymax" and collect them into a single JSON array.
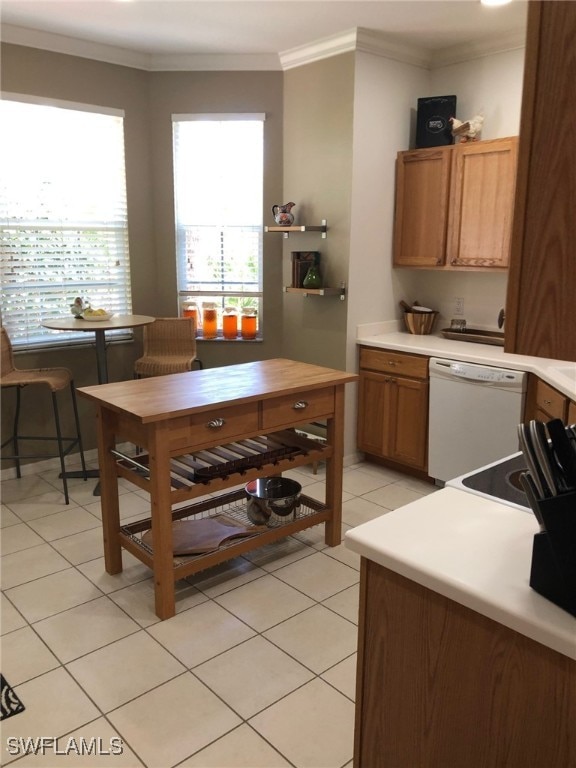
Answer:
[
  {"xmin": 394, "ymin": 137, "xmax": 518, "ymax": 270},
  {"xmin": 354, "ymin": 559, "xmax": 576, "ymax": 768},
  {"xmin": 524, "ymin": 374, "xmax": 574, "ymax": 422},
  {"xmin": 357, "ymin": 347, "xmax": 429, "ymax": 472}
]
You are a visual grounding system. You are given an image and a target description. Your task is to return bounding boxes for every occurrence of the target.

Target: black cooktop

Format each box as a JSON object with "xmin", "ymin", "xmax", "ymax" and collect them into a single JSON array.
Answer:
[{"xmin": 461, "ymin": 453, "xmax": 529, "ymax": 508}]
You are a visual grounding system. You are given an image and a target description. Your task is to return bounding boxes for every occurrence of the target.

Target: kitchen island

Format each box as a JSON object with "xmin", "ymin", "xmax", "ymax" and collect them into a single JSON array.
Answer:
[
  {"xmin": 79, "ymin": 358, "xmax": 357, "ymax": 619},
  {"xmin": 346, "ymin": 488, "xmax": 576, "ymax": 768}
]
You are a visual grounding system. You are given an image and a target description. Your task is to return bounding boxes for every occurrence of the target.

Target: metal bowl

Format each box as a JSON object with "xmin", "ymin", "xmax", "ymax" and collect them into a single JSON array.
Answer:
[{"xmin": 245, "ymin": 477, "xmax": 302, "ymax": 526}]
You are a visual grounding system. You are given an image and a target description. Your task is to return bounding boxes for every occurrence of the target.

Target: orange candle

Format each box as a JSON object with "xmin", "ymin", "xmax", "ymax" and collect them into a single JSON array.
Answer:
[
  {"xmin": 182, "ymin": 302, "xmax": 199, "ymax": 333},
  {"xmin": 202, "ymin": 303, "xmax": 218, "ymax": 339},
  {"xmin": 222, "ymin": 307, "xmax": 238, "ymax": 339},
  {"xmin": 241, "ymin": 309, "xmax": 258, "ymax": 340}
]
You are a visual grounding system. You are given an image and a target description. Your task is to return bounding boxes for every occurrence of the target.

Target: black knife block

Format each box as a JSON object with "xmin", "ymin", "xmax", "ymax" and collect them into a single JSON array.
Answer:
[{"xmin": 529, "ymin": 490, "xmax": 576, "ymax": 617}]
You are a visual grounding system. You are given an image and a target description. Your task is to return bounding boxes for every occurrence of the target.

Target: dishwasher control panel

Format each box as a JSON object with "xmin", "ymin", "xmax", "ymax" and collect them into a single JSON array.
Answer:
[
  {"xmin": 430, "ymin": 358, "xmax": 527, "ymax": 388},
  {"xmin": 451, "ymin": 363, "xmax": 520, "ymax": 383}
]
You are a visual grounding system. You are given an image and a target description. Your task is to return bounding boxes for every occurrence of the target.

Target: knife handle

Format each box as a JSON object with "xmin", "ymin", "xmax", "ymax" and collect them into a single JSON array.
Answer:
[{"xmin": 519, "ymin": 472, "xmax": 546, "ymax": 530}]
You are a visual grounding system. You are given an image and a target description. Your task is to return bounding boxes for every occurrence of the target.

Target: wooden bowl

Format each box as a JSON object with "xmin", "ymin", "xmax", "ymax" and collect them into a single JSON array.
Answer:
[{"xmin": 404, "ymin": 311, "xmax": 438, "ymax": 335}]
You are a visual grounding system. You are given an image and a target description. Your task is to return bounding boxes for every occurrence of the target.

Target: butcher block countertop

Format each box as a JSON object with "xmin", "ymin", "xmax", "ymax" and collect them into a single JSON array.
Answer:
[
  {"xmin": 356, "ymin": 321, "xmax": 576, "ymax": 400},
  {"xmin": 78, "ymin": 357, "xmax": 358, "ymax": 423},
  {"xmin": 346, "ymin": 487, "xmax": 576, "ymax": 660}
]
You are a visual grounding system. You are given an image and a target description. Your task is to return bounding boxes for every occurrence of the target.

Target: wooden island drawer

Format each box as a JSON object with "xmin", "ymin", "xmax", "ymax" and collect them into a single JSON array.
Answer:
[
  {"xmin": 262, "ymin": 388, "xmax": 334, "ymax": 430},
  {"xmin": 168, "ymin": 403, "xmax": 260, "ymax": 451},
  {"xmin": 359, "ymin": 347, "xmax": 429, "ymax": 379}
]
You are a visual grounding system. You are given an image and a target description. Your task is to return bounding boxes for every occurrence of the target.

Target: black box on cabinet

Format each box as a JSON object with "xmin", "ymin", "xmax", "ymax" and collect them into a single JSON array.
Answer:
[{"xmin": 416, "ymin": 95, "xmax": 456, "ymax": 148}]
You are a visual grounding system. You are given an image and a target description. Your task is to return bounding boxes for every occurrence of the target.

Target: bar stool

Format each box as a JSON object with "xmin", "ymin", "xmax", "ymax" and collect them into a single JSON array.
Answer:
[{"xmin": 1, "ymin": 326, "xmax": 87, "ymax": 504}]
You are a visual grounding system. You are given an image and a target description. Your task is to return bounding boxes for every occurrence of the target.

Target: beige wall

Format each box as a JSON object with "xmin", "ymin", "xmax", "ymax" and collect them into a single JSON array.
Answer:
[
  {"xmin": 281, "ymin": 53, "xmax": 355, "ymax": 371},
  {"xmin": 0, "ymin": 44, "xmax": 283, "ymax": 456}
]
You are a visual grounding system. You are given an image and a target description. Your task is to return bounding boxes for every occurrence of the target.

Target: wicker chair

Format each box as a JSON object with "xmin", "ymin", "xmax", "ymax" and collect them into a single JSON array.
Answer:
[
  {"xmin": 133, "ymin": 317, "xmax": 203, "ymax": 378},
  {"xmin": 0, "ymin": 326, "xmax": 87, "ymax": 504}
]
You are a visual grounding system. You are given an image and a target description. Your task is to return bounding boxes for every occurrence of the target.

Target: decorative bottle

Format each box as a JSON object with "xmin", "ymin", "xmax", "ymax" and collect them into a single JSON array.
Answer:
[{"xmin": 303, "ymin": 263, "xmax": 322, "ymax": 289}]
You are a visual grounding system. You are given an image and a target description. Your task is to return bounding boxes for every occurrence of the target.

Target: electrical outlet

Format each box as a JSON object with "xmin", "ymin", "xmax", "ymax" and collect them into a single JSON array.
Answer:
[{"xmin": 454, "ymin": 297, "xmax": 465, "ymax": 316}]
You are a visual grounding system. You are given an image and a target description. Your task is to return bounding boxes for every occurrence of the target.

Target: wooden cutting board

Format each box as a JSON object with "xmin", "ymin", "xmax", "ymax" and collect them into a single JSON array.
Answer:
[{"xmin": 142, "ymin": 516, "xmax": 267, "ymax": 555}]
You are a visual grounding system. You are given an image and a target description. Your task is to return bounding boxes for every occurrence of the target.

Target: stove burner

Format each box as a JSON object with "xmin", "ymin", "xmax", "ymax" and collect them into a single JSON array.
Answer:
[
  {"xmin": 461, "ymin": 453, "xmax": 529, "ymax": 508},
  {"xmin": 507, "ymin": 469, "xmax": 525, "ymax": 493}
]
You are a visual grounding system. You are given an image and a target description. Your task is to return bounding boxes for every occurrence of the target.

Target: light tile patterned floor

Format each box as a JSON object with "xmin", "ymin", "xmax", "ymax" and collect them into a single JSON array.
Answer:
[{"xmin": 1, "ymin": 457, "xmax": 435, "ymax": 767}]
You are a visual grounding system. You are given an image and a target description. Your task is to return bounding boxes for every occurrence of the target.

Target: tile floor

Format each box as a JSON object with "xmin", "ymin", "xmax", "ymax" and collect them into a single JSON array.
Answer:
[{"xmin": 1, "ymin": 455, "xmax": 436, "ymax": 768}]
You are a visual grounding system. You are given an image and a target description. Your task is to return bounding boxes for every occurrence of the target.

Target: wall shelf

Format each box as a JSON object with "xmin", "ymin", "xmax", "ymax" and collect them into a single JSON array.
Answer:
[
  {"xmin": 284, "ymin": 285, "xmax": 346, "ymax": 300},
  {"xmin": 265, "ymin": 220, "xmax": 327, "ymax": 238}
]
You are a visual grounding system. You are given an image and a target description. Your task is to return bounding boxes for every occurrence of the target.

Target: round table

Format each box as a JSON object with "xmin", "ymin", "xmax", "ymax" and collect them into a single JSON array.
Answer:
[
  {"xmin": 42, "ymin": 314, "xmax": 156, "ymax": 495},
  {"xmin": 42, "ymin": 314, "xmax": 155, "ymax": 384}
]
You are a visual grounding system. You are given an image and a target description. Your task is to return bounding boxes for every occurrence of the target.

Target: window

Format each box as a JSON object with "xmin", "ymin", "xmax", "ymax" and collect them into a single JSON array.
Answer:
[
  {"xmin": 172, "ymin": 114, "xmax": 264, "ymax": 337},
  {"xmin": 0, "ymin": 95, "xmax": 132, "ymax": 349}
]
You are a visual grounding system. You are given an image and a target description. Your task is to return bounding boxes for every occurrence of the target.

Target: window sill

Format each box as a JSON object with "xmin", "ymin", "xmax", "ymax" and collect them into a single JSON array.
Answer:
[{"xmin": 196, "ymin": 334, "xmax": 262, "ymax": 342}]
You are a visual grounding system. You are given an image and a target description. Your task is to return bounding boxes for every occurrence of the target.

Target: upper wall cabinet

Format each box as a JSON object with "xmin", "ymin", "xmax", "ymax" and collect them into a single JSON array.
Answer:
[{"xmin": 393, "ymin": 137, "xmax": 518, "ymax": 271}]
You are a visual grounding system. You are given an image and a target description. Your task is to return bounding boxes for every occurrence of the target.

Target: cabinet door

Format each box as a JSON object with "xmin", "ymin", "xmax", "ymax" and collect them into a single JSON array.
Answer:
[
  {"xmin": 357, "ymin": 370, "xmax": 390, "ymax": 456},
  {"xmin": 568, "ymin": 401, "xmax": 576, "ymax": 425},
  {"xmin": 393, "ymin": 147, "xmax": 451, "ymax": 267},
  {"xmin": 357, "ymin": 371, "xmax": 428, "ymax": 470},
  {"xmin": 447, "ymin": 137, "xmax": 518, "ymax": 269},
  {"xmin": 388, "ymin": 376, "xmax": 429, "ymax": 470}
]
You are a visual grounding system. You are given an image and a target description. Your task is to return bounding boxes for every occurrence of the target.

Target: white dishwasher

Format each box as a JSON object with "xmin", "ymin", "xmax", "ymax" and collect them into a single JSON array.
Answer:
[{"xmin": 428, "ymin": 357, "xmax": 527, "ymax": 483}]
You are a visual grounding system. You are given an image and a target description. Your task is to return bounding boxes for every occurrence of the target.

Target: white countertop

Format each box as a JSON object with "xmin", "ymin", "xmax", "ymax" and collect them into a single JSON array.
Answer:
[
  {"xmin": 356, "ymin": 322, "xmax": 576, "ymax": 400},
  {"xmin": 345, "ymin": 487, "xmax": 576, "ymax": 660}
]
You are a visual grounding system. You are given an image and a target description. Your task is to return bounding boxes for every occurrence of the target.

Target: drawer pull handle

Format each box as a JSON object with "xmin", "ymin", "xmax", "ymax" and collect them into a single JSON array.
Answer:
[
  {"xmin": 388, "ymin": 361, "xmax": 397, "ymax": 366},
  {"xmin": 544, "ymin": 399, "xmax": 552, "ymax": 406},
  {"xmin": 293, "ymin": 400, "xmax": 309, "ymax": 410},
  {"xmin": 207, "ymin": 417, "xmax": 225, "ymax": 429}
]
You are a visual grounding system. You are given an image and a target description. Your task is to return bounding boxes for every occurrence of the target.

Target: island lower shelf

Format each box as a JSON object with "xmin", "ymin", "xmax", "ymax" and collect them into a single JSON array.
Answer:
[{"xmin": 117, "ymin": 488, "xmax": 329, "ymax": 580}]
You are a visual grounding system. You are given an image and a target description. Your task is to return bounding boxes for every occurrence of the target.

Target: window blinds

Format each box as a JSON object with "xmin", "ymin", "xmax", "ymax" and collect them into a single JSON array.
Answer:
[{"xmin": 0, "ymin": 96, "xmax": 132, "ymax": 348}]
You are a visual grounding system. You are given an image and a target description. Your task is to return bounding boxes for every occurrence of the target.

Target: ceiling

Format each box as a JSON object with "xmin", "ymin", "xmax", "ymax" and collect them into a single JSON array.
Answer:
[{"xmin": 1, "ymin": 0, "xmax": 528, "ymax": 69}]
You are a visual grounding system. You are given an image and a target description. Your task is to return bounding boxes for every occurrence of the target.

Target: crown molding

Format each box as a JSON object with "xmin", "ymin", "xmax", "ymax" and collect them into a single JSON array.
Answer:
[
  {"xmin": 279, "ymin": 28, "xmax": 357, "ymax": 71},
  {"xmin": 148, "ymin": 54, "xmax": 281, "ymax": 72},
  {"xmin": 430, "ymin": 28, "xmax": 526, "ymax": 68},
  {"xmin": 0, "ymin": 24, "xmax": 281, "ymax": 71},
  {"xmin": 354, "ymin": 28, "xmax": 432, "ymax": 69},
  {"xmin": 1, "ymin": 24, "xmax": 152, "ymax": 70},
  {"xmin": 280, "ymin": 27, "xmax": 430, "ymax": 71},
  {"xmin": 2, "ymin": 22, "xmax": 524, "ymax": 74},
  {"xmin": 280, "ymin": 25, "xmax": 524, "ymax": 72}
]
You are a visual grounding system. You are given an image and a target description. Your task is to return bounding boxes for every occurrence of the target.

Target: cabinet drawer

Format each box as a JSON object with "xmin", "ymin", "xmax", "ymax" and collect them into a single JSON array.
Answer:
[
  {"xmin": 169, "ymin": 403, "xmax": 260, "ymax": 451},
  {"xmin": 533, "ymin": 379, "xmax": 566, "ymax": 420},
  {"xmin": 262, "ymin": 388, "xmax": 334, "ymax": 430},
  {"xmin": 359, "ymin": 347, "xmax": 428, "ymax": 379}
]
